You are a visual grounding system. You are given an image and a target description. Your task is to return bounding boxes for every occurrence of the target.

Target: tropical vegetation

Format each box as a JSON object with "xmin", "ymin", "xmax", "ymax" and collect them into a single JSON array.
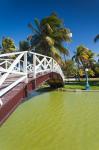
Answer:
[
  {"xmin": 0, "ymin": 37, "xmax": 16, "ymax": 54},
  {"xmin": 20, "ymin": 13, "xmax": 72, "ymax": 64},
  {"xmin": 0, "ymin": 13, "xmax": 99, "ymax": 81}
]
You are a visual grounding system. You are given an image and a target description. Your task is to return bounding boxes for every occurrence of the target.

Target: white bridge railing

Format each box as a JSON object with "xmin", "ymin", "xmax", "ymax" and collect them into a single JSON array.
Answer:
[{"xmin": 0, "ymin": 51, "xmax": 64, "ymax": 105}]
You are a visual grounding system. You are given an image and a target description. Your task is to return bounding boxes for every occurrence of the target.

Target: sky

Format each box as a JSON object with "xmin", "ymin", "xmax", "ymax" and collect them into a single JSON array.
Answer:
[{"xmin": 0, "ymin": 0, "xmax": 99, "ymax": 57}]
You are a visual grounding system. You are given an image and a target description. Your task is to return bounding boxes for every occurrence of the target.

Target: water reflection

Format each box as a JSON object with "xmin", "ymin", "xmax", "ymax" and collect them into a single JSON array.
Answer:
[{"xmin": 26, "ymin": 87, "xmax": 54, "ymax": 100}]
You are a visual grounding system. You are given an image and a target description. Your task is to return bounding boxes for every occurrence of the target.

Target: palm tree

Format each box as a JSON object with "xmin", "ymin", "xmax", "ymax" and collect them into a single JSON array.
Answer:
[
  {"xmin": 63, "ymin": 60, "xmax": 76, "ymax": 78},
  {"xmin": 87, "ymin": 50, "xmax": 95, "ymax": 68},
  {"xmin": 1, "ymin": 37, "xmax": 16, "ymax": 53},
  {"xmin": 72, "ymin": 45, "xmax": 89, "ymax": 68},
  {"xmin": 94, "ymin": 36, "xmax": 99, "ymax": 63},
  {"xmin": 72, "ymin": 45, "xmax": 92, "ymax": 80},
  {"xmin": 19, "ymin": 40, "xmax": 30, "ymax": 51},
  {"xmin": 27, "ymin": 13, "xmax": 72, "ymax": 65}
]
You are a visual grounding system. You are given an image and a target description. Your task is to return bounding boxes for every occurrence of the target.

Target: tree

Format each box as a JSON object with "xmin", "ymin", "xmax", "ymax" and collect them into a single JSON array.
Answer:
[
  {"xmin": 27, "ymin": 13, "xmax": 72, "ymax": 65},
  {"xmin": 72, "ymin": 45, "xmax": 95, "ymax": 80},
  {"xmin": 72, "ymin": 45, "xmax": 95, "ymax": 68},
  {"xmin": 86, "ymin": 50, "xmax": 95, "ymax": 68},
  {"xmin": 19, "ymin": 40, "xmax": 30, "ymax": 51},
  {"xmin": 63, "ymin": 60, "xmax": 76, "ymax": 78},
  {"xmin": 88, "ymin": 69, "xmax": 95, "ymax": 77},
  {"xmin": 94, "ymin": 34, "xmax": 99, "ymax": 63},
  {"xmin": 93, "ymin": 63, "xmax": 99, "ymax": 77},
  {"xmin": 79, "ymin": 68, "xmax": 84, "ymax": 77},
  {"xmin": 1, "ymin": 37, "xmax": 16, "ymax": 53},
  {"xmin": 72, "ymin": 45, "xmax": 88, "ymax": 70}
]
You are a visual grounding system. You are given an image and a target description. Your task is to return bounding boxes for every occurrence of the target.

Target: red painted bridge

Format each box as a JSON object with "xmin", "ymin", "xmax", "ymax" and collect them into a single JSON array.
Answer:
[{"xmin": 0, "ymin": 51, "xmax": 64, "ymax": 125}]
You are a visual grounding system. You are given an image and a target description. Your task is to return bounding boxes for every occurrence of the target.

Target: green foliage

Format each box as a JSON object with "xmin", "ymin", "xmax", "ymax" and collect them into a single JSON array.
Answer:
[
  {"xmin": 63, "ymin": 60, "xmax": 76, "ymax": 78},
  {"xmin": 19, "ymin": 40, "xmax": 30, "ymax": 51},
  {"xmin": 40, "ymin": 12, "xmax": 62, "ymax": 28},
  {"xmin": 1, "ymin": 37, "xmax": 16, "ymax": 53},
  {"xmin": 73, "ymin": 45, "xmax": 95, "ymax": 68},
  {"xmin": 92, "ymin": 63, "xmax": 99, "ymax": 77},
  {"xmin": 72, "ymin": 45, "xmax": 96, "ymax": 79},
  {"xmin": 88, "ymin": 69, "xmax": 95, "ymax": 77},
  {"xmin": 72, "ymin": 45, "xmax": 92, "ymax": 67},
  {"xmin": 94, "ymin": 67, "xmax": 99, "ymax": 76},
  {"xmin": 79, "ymin": 69, "xmax": 84, "ymax": 77},
  {"xmin": 27, "ymin": 13, "xmax": 72, "ymax": 64}
]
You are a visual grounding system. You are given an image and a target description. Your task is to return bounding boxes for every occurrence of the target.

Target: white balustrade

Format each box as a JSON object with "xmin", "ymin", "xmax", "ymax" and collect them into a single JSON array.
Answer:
[{"xmin": 0, "ymin": 51, "xmax": 64, "ymax": 100}]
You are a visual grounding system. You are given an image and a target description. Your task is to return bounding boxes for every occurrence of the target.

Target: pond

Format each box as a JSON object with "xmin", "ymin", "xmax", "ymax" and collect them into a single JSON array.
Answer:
[{"xmin": 0, "ymin": 91, "xmax": 99, "ymax": 150}]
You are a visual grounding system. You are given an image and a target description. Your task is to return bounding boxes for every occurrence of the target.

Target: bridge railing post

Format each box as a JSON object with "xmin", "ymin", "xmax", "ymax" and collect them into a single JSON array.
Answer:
[
  {"xmin": 51, "ymin": 58, "xmax": 53, "ymax": 72},
  {"xmin": 44, "ymin": 57, "xmax": 47, "ymax": 70},
  {"xmin": 33, "ymin": 53, "xmax": 36, "ymax": 78},
  {"xmin": 18, "ymin": 61, "xmax": 20, "ymax": 72},
  {"xmin": 51, "ymin": 58, "xmax": 54, "ymax": 72},
  {"xmin": 5, "ymin": 60, "xmax": 8, "ymax": 70},
  {"xmin": 23, "ymin": 52, "xmax": 28, "ymax": 83}
]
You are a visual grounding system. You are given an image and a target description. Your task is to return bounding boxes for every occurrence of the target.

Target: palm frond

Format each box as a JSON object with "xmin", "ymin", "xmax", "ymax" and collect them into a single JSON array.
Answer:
[
  {"xmin": 55, "ymin": 43, "xmax": 69, "ymax": 55},
  {"xmin": 94, "ymin": 34, "xmax": 99, "ymax": 43},
  {"xmin": 28, "ymin": 23, "xmax": 40, "ymax": 34},
  {"xmin": 34, "ymin": 18, "xmax": 41, "ymax": 32}
]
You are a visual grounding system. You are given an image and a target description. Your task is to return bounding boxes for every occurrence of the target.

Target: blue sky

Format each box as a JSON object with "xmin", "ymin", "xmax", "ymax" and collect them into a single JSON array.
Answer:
[{"xmin": 0, "ymin": 0, "xmax": 99, "ymax": 56}]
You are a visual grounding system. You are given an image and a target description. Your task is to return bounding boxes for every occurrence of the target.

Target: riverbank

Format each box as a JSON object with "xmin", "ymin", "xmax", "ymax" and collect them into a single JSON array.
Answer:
[
  {"xmin": 64, "ymin": 79, "xmax": 99, "ymax": 90},
  {"xmin": 37, "ymin": 86, "xmax": 99, "ymax": 93},
  {"xmin": 57, "ymin": 88, "xmax": 99, "ymax": 92},
  {"xmin": 37, "ymin": 78, "xmax": 99, "ymax": 92}
]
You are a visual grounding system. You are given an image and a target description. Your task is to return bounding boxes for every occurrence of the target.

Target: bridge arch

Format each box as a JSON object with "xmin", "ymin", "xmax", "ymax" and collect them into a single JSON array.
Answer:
[{"xmin": 0, "ymin": 51, "xmax": 64, "ymax": 125}]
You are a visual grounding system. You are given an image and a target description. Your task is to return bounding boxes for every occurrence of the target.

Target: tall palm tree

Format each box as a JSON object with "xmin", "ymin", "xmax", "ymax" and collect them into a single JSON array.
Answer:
[
  {"xmin": 87, "ymin": 50, "xmax": 95, "ymax": 68},
  {"xmin": 72, "ymin": 45, "xmax": 93, "ymax": 80},
  {"xmin": 72, "ymin": 45, "xmax": 89, "ymax": 68},
  {"xmin": 27, "ymin": 13, "xmax": 72, "ymax": 65},
  {"xmin": 94, "ymin": 35, "xmax": 99, "ymax": 63}
]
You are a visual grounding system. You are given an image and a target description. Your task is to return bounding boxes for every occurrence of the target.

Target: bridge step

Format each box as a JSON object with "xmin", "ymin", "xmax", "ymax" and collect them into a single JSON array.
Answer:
[{"xmin": 0, "ymin": 74, "xmax": 24, "ymax": 90}]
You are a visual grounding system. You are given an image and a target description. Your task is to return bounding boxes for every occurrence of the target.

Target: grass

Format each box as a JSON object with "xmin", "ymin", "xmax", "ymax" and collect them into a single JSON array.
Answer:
[{"xmin": 64, "ymin": 78, "xmax": 99, "ymax": 90}]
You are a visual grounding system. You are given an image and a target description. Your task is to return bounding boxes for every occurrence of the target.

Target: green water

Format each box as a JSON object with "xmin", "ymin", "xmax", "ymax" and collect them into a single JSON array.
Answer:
[{"xmin": 0, "ymin": 91, "xmax": 99, "ymax": 150}]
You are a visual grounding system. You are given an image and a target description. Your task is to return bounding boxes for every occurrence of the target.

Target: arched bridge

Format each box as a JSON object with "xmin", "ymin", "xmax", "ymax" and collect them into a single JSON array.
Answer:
[{"xmin": 0, "ymin": 51, "xmax": 64, "ymax": 125}]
